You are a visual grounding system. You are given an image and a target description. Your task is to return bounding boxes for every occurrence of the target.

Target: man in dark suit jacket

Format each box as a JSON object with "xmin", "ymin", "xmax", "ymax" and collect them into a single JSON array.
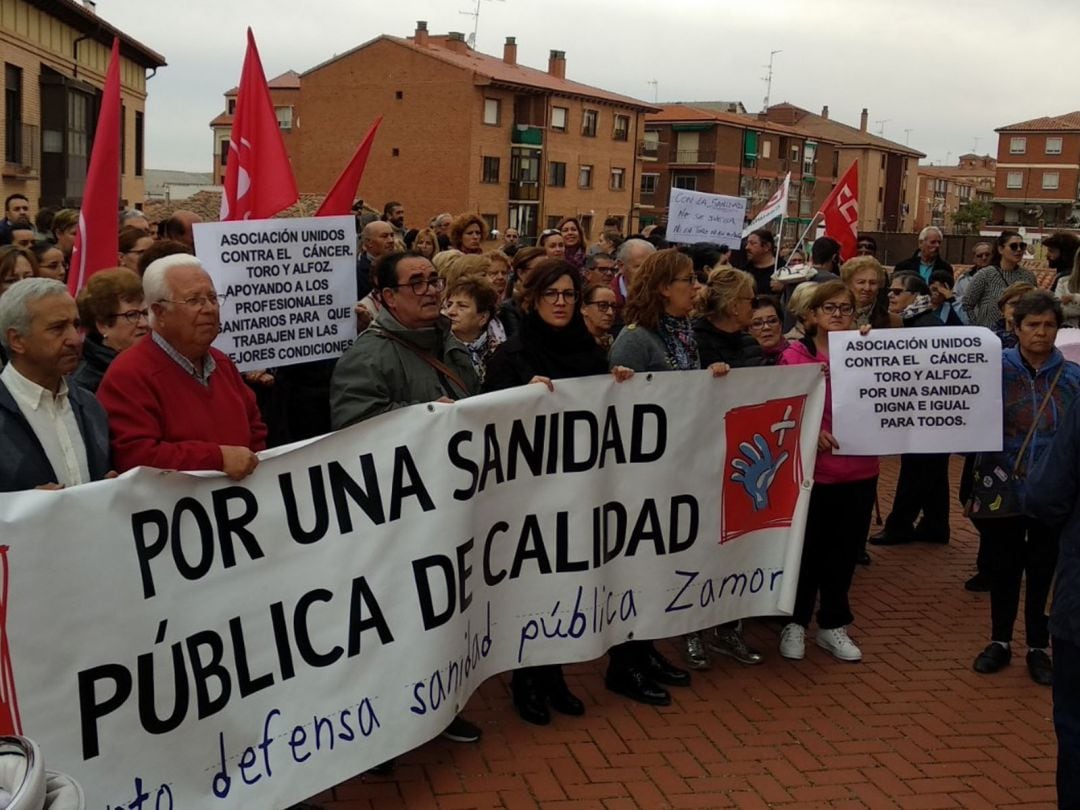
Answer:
[{"xmin": 0, "ymin": 278, "xmax": 110, "ymax": 491}]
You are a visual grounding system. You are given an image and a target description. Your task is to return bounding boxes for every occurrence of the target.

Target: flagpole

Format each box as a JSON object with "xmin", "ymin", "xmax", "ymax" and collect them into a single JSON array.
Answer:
[
  {"xmin": 773, "ymin": 212, "xmax": 785, "ymax": 276},
  {"xmin": 793, "ymin": 213, "xmax": 821, "ymax": 255}
]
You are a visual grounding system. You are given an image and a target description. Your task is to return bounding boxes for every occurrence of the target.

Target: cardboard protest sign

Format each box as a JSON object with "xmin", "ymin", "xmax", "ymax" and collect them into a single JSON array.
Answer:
[
  {"xmin": 0, "ymin": 368, "xmax": 823, "ymax": 809},
  {"xmin": 193, "ymin": 216, "xmax": 358, "ymax": 372},
  {"xmin": 666, "ymin": 189, "xmax": 747, "ymax": 246},
  {"xmin": 829, "ymin": 326, "xmax": 1003, "ymax": 455}
]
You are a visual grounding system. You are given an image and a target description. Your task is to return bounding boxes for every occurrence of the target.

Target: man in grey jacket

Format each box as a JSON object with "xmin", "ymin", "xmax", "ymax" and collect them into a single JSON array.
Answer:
[
  {"xmin": 330, "ymin": 251, "xmax": 480, "ymax": 750},
  {"xmin": 331, "ymin": 252, "xmax": 477, "ymax": 428}
]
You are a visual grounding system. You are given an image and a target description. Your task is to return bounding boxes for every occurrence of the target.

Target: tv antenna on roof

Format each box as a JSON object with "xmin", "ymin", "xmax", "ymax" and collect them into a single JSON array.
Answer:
[
  {"xmin": 761, "ymin": 50, "xmax": 781, "ymax": 110},
  {"xmin": 460, "ymin": 0, "xmax": 505, "ymax": 48},
  {"xmin": 904, "ymin": 128, "xmax": 914, "ymax": 145},
  {"xmin": 647, "ymin": 79, "xmax": 658, "ymax": 103},
  {"xmin": 875, "ymin": 119, "xmax": 890, "ymax": 136}
]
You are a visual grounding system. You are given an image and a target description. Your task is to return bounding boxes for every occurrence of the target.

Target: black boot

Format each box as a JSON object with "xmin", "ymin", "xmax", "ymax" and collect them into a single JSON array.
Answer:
[
  {"xmin": 511, "ymin": 669, "xmax": 550, "ymax": 725},
  {"xmin": 543, "ymin": 665, "xmax": 585, "ymax": 716}
]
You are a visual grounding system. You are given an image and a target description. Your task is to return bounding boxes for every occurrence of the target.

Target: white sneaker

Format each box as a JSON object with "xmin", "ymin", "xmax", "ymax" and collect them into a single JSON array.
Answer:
[
  {"xmin": 816, "ymin": 626, "xmax": 862, "ymax": 662},
  {"xmin": 779, "ymin": 623, "xmax": 805, "ymax": 660}
]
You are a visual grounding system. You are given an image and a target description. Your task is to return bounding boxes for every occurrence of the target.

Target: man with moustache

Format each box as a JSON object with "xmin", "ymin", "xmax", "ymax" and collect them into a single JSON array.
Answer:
[
  {"xmin": 330, "ymin": 250, "xmax": 480, "ymax": 751},
  {"xmin": 0, "ymin": 278, "xmax": 111, "ymax": 491}
]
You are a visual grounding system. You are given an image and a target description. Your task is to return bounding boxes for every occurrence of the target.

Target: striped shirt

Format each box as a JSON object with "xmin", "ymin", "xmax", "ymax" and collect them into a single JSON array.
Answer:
[
  {"xmin": 961, "ymin": 265, "xmax": 1038, "ymax": 328},
  {"xmin": 151, "ymin": 331, "xmax": 217, "ymax": 387}
]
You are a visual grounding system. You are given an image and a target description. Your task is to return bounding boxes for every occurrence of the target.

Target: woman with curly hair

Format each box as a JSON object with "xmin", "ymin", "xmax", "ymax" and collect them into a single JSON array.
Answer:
[{"xmin": 449, "ymin": 213, "xmax": 485, "ymax": 254}]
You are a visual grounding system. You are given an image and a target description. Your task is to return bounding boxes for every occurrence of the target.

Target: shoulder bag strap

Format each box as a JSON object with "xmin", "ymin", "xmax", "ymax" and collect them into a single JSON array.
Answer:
[
  {"xmin": 1013, "ymin": 362, "xmax": 1066, "ymax": 476},
  {"xmin": 374, "ymin": 328, "xmax": 469, "ymax": 398}
]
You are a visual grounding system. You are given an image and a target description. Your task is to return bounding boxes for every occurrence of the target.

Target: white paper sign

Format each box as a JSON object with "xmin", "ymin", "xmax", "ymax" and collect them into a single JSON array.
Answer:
[
  {"xmin": 193, "ymin": 216, "xmax": 358, "ymax": 372},
  {"xmin": 829, "ymin": 326, "xmax": 1003, "ymax": 454},
  {"xmin": 0, "ymin": 368, "xmax": 824, "ymax": 810},
  {"xmin": 666, "ymin": 189, "xmax": 747, "ymax": 246}
]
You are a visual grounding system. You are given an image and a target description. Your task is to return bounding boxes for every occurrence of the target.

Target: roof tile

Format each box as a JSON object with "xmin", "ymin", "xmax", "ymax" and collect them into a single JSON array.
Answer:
[{"xmin": 996, "ymin": 111, "xmax": 1080, "ymax": 132}]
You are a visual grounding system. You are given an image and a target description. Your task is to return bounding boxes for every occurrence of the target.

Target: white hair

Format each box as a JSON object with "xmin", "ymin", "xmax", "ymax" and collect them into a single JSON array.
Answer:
[
  {"xmin": 616, "ymin": 238, "xmax": 656, "ymax": 263},
  {"xmin": 919, "ymin": 226, "xmax": 943, "ymax": 242},
  {"xmin": 143, "ymin": 254, "xmax": 206, "ymax": 327},
  {"xmin": 0, "ymin": 278, "xmax": 69, "ymax": 351}
]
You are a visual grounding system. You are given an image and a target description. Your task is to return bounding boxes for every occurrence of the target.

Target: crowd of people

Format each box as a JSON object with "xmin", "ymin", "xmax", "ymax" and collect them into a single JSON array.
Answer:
[{"xmin": 0, "ymin": 192, "xmax": 1078, "ymax": 805}]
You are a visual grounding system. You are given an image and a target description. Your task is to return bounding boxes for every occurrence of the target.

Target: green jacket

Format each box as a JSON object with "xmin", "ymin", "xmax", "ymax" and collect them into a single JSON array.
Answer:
[{"xmin": 330, "ymin": 308, "xmax": 478, "ymax": 429}]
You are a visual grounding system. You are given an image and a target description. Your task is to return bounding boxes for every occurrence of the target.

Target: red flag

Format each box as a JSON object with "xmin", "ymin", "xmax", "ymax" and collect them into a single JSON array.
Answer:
[
  {"xmin": 68, "ymin": 38, "xmax": 121, "ymax": 294},
  {"xmin": 820, "ymin": 161, "xmax": 859, "ymax": 261},
  {"xmin": 220, "ymin": 29, "xmax": 298, "ymax": 221},
  {"xmin": 316, "ymin": 117, "xmax": 383, "ymax": 216}
]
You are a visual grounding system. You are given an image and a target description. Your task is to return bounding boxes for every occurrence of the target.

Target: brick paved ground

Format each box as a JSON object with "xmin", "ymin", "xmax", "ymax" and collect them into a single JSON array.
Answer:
[{"xmin": 305, "ymin": 456, "xmax": 1058, "ymax": 809}]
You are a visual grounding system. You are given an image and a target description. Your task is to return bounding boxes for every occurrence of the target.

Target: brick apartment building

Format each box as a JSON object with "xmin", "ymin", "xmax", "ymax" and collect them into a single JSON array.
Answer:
[
  {"xmin": 641, "ymin": 103, "xmax": 841, "ymax": 241},
  {"xmin": 211, "ymin": 70, "xmax": 300, "ymax": 187},
  {"xmin": 992, "ymin": 112, "xmax": 1080, "ymax": 228},
  {"xmin": 1, "ymin": 0, "xmax": 165, "ymax": 209},
  {"xmin": 913, "ymin": 156, "xmax": 996, "ymax": 234},
  {"xmin": 761, "ymin": 104, "xmax": 923, "ymax": 233},
  {"xmin": 210, "ymin": 23, "xmax": 657, "ymax": 240}
]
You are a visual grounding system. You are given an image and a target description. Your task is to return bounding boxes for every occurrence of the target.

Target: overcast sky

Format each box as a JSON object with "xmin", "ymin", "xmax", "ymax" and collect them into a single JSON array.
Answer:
[{"xmin": 99, "ymin": 0, "xmax": 1077, "ymax": 173}]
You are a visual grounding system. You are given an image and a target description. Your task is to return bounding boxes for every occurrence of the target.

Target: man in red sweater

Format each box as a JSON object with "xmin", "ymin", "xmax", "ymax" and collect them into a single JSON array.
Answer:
[{"xmin": 97, "ymin": 254, "xmax": 266, "ymax": 478}]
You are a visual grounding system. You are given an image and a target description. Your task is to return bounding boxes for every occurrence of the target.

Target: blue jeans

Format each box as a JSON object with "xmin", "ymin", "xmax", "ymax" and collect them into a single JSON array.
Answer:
[{"xmin": 1054, "ymin": 636, "xmax": 1080, "ymax": 809}]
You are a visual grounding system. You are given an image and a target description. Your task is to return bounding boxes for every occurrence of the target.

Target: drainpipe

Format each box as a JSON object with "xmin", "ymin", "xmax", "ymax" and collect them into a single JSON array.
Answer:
[{"xmin": 72, "ymin": 34, "xmax": 91, "ymax": 78}]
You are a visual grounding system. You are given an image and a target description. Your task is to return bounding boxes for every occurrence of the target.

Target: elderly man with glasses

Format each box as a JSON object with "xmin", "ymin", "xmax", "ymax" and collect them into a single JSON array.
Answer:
[
  {"xmin": 330, "ymin": 250, "xmax": 482, "ymax": 752},
  {"xmin": 97, "ymin": 253, "xmax": 266, "ymax": 479}
]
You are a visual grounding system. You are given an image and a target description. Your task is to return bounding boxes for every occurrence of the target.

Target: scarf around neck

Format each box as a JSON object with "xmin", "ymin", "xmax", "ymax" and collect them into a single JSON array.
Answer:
[
  {"xmin": 659, "ymin": 313, "xmax": 700, "ymax": 370},
  {"xmin": 900, "ymin": 294, "xmax": 934, "ymax": 321}
]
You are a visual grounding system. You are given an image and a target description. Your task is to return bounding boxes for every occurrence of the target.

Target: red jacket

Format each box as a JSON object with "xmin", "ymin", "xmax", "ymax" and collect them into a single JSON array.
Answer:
[{"xmin": 97, "ymin": 336, "xmax": 267, "ymax": 473}]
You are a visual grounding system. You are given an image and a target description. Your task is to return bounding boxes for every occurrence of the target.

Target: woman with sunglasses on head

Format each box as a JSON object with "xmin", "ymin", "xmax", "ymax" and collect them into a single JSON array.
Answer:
[
  {"xmin": 681, "ymin": 266, "xmax": 766, "ymax": 670},
  {"xmin": 538, "ymin": 229, "xmax": 566, "ymax": 259},
  {"xmin": 482, "ymin": 258, "xmax": 633, "ymax": 727},
  {"xmin": 962, "ymin": 231, "xmax": 1037, "ymax": 328},
  {"xmin": 778, "ymin": 280, "xmax": 878, "ymax": 663},
  {"xmin": 73, "ymin": 268, "xmax": 150, "ymax": 392}
]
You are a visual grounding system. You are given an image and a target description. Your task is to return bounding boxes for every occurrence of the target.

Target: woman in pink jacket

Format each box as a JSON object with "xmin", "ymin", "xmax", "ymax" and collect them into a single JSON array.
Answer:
[{"xmin": 779, "ymin": 280, "xmax": 878, "ymax": 663}]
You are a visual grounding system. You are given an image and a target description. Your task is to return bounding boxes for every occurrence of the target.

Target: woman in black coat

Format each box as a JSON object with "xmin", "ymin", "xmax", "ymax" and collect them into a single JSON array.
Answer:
[{"xmin": 483, "ymin": 258, "xmax": 632, "ymax": 726}]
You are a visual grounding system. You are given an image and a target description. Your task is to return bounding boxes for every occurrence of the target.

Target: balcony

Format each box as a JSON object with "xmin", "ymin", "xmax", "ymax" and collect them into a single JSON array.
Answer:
[
  {"xmin": 2, "ymin": 123, "xmax": 40, "ymax": 177},
  {"xmin": 509, "ymin": 181, "xmax": 540, "ymax": 202},
  {"xmin": 511, "ymin": 125, "xmax": 543, "ymax": 147},
  {"xmin": 670, "ymin": 149, "xmax": 715, "ymax": 166},
  {"xmin": 638, "ymin": 139, "xmax": 660, "ymax": 159}
]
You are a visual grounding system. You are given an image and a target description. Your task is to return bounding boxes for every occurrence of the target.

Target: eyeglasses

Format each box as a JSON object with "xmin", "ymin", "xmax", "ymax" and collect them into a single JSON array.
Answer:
[
  {"xmin": 672, "ymin": 275, "xmax": 696, "ymax": 285},
  {"xmin": 887, "ymin": 288, "xmax": 907, "ymax": 296},
  {"xmin": 974, "ymin": 252, "xmax": 991, "ymax": 259},
  {"xmin": 392, "ymin": 275, "xmax": 445, "ymax": 295},
  {"xmin": 159, "ymin": 294, "xmax": 222, "ymax": 309},
  {"xmin": 125, "ymin": 248, "xmax": 146, "ymax": 256},
  {"xmin": 1005, "ymin": 242, "xmax": 1027, "ymax": 251},
  {"xmin": 541, "ymin": 289, "xmax": 578, "ymax": 303},
  {"xmin": 750, "ymin": 316, "xmax": 781, "ymax": 330},
  {"xmin": 586, "ymin": 300, "xmax": 616, "ymax": 313},
  {"xmin": 112, "ymin": 308, "xmax": 149, "ymax": 324},
  {"xmin": 819, "ymin": 302, "xmax": 855, "ymax": 315}
]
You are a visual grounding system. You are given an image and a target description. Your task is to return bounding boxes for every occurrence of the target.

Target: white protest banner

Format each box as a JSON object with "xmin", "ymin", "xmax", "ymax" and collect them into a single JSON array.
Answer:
[
  {"xmin": 192, "ymin": 215, "xmax": 358, "ymax": 372},
  {"xmin": 829, "ymin": 326, "xmax": 1003, "ymax": 455},
  {"xmin": 1, "ymin": 367, "xmax": 824, "ymax": 810},
  {"xmin": 666, "ymin": 188, "xmax": 747, "ymax": 246}
]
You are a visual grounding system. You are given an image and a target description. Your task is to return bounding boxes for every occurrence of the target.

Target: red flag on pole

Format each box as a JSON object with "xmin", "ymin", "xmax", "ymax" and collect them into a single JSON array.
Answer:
[
  {"xmin": 820, "ymin": 161, "xmax": 860, "ymax": 261},
  {"xmin": 219, "ymin": 29, "xmax": 298, "ymax": 221},
  {"xmin": 316, "ymin": 117, "xmax": 383, "ymax": 217},
  {"xmin": 68, "ymin": 37, "xmax": 121, "ymax": 295}
]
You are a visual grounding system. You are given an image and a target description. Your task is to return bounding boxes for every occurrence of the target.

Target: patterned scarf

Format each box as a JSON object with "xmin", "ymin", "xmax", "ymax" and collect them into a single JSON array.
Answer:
[
  {"xmin": 900, "ymin": 294, "xmax": 934, "ymax": 321},
  {"xmin": 658, "ymin": 314, "xmax": 700, "ymax": 370}
]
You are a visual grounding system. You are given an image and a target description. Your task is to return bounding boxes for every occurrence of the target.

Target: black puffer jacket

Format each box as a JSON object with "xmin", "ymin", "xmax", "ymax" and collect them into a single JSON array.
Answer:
[{"xmin": 692, "ymin": 318, "xmax": 765, "ymax": 368}]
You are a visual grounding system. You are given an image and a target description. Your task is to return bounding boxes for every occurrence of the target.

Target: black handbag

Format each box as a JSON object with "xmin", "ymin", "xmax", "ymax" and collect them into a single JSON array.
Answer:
[{"xmin": 964, "ymin": 364, "xmax": 1064, "ymax": 519}]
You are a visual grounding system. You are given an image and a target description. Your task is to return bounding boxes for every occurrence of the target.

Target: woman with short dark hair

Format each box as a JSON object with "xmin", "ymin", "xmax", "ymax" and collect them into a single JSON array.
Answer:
[
  {"xmin": 969, "ymin": 291, "xmax": 1080, "ymax": 685},
  {"xmin": 442, "ymin": 275, "xmax": 504, "ymax": 384},
  {"xmin": 749, "ymin": 295, "xmax": 787, "ymax": 364}
]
